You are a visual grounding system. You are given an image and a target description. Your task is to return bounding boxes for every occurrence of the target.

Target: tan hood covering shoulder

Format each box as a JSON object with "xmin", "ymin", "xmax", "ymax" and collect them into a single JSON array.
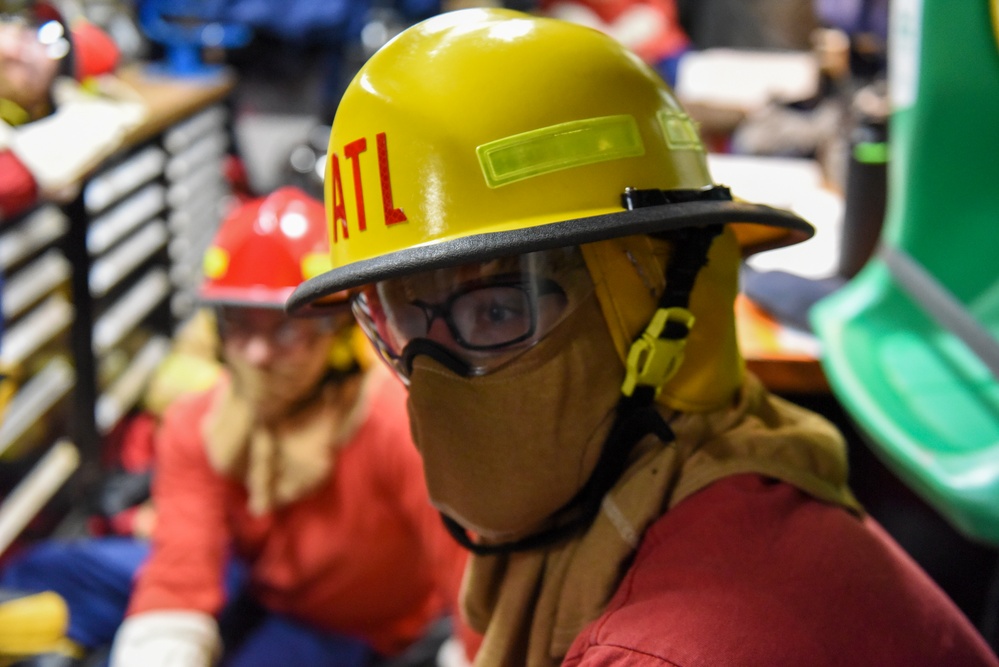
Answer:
[
  {"xmin": 201, "ymin": 365, "xmax": 383, "ymax": 516},
  {"xmin": 462, "ymin": 372, "xmax": 862, "ymax": 667}
]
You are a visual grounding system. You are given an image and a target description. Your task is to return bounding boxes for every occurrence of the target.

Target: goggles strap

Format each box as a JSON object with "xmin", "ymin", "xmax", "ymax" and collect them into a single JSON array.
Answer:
[{"xmin": 401, "ymin": 338, "xmax": 475, "ymax": 377}]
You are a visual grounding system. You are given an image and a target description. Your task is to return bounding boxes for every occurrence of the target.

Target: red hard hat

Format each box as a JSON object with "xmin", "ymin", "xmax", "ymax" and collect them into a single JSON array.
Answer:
[
  {"xmin": 200, "ymin": 187, "xmax": 343, "ymax": 308},
  {"xmin": 70, "ymin": 19, "xmax": 119, "ymax": 80}
]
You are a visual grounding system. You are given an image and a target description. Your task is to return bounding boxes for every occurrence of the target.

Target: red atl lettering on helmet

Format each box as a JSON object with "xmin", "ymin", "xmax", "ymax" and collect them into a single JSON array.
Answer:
[
  {"xmin": 377, "ymin": 133, "xmax": 407, "ymax": 226},
  {"xmin": 329, "ymin": 152, "xmax": 348, "ymax": 242},
  {"xmin": 344, "ymin": 138, "xmax": 368, "ymax": 231},
  {"xmin": 329, "ymin": 133, "xmax": 406, "ymax": 241}
]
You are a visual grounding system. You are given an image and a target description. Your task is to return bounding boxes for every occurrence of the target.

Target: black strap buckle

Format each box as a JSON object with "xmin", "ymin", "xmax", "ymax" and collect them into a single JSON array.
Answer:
[{"xmin": 621, "ymin": 185, "xmax": 732, "ymax": 210}]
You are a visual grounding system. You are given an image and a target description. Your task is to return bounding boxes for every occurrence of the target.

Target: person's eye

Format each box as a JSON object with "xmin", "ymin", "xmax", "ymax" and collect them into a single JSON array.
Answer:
[
  {"xmin": 478, "ymin": 294, "xmax": 526, "ymax": 324},
  {"xmin": 453, "ymin": 287, "xmax": 532, "ymax": 346}
]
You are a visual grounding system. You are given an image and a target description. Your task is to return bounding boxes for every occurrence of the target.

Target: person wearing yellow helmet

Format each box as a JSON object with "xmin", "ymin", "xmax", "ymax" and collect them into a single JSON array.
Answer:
[
  {"xmin": 288, "ymin": 9, "xmax": 998, "ymax": 667},
  {"xmin": 1, "ymin": 188, "xmax": 466, "ymax": 667}
]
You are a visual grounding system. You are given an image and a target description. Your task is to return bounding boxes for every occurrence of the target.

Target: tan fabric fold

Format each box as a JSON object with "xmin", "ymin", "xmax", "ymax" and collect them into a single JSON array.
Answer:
[
  {"xmin": 461, "ymin": 373, "xmax": 862, "ymax": 667},
  {"xmin": 202, "ymin": 367, "xmax": 377, "ymax": 516}
]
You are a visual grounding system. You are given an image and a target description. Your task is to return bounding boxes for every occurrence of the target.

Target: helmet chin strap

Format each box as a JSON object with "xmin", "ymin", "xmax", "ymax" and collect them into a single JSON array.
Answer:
[{"xmin": 434, "ymin": 201, "xmax": 725, "ymax": 556}]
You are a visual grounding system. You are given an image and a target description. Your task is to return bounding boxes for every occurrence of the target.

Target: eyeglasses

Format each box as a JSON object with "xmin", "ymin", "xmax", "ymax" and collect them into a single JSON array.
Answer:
[
  {"xmin": 389, "ymin": 277, "xmax": 566, "ymax": 351},
  {"xmin": 351, "ymin": 248, "xmax": 593, "ymax": 380},
  {"xmin": 216, "ymin": 307, "xmax": 336, "ymax": 351}
]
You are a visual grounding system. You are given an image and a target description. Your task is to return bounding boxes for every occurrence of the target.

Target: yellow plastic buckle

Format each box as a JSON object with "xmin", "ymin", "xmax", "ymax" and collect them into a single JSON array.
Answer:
[{"xmin": 621, "ymin": 307, "xmax": 695, "ymax": 397}]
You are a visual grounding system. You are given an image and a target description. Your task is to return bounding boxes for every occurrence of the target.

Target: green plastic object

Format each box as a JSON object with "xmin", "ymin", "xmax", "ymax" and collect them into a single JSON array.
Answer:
[{"xmin": 811, "ymin": 0, "xmax": 999, "ymax": 544}]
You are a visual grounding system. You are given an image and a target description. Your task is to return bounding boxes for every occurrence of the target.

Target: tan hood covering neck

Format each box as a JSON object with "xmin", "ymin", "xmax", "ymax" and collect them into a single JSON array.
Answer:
[
  {"xmin": 202, "ymin": 367, "xmax": 377, "ymax": 516},
  {"xmin": 461, "ymin": 373, "xmax": 862, "ymax": 667}
]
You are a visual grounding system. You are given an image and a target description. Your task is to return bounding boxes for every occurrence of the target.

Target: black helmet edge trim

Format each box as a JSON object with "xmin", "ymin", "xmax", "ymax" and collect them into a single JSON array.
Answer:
[{"xmin": 287, "ymin": 200, "xmax": 812, "ymax": 315}]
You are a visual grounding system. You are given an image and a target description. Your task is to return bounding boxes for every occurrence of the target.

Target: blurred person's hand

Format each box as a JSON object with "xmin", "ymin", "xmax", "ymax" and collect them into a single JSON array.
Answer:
[{"xmin": 110, "ymin": 611, "xmax": 221, "ymax": 667}]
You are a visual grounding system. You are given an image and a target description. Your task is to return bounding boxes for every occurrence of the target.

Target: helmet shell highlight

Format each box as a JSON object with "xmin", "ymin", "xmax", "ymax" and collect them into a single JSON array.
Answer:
[{"xmin": 200, "ymin": 187, "xmax": 338, "ymax": 308}]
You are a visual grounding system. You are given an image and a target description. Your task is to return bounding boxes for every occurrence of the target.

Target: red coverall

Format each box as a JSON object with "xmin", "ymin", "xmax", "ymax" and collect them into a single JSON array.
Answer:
[
  {"xmin": 565, "ymin": 473, "xmax": 999, "ymax": 666},
  {"xmin": 127, "ymin": 372, "xmax": 467, "ymax": 657}
]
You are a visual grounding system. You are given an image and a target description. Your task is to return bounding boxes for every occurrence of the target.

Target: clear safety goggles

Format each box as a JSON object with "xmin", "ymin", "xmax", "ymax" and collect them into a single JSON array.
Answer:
[
  {"xmin": 215, "ymin": 306, "xmax": 346, "ymax": 352},
  {"xmin": 351, "ymin": 247, "xmax": 594, "ymax": 381}
]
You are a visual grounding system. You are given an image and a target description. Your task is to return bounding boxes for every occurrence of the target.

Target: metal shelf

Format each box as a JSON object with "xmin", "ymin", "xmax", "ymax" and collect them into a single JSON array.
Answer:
[
  {"xmin": 85, "ymin": 145, "xmax": 167, "ymax": 215},
  {"xmin": 89, "ymin": 220, "xmax": 169, "ymax": 298},
  {"xmin": 95, "ymin": 335, "xmax": 171, "ymax": 434},
  {"xmin": 0, "ymin": 206, "xmax": 68, "ymax": 273},
  {"xmin": 0, "ymin": 98, "xmax": 232, "ymax": 548},
  {"xmin": 0, "ymin": 296, "xmax": 73, "ymax": 369},
  {"xmin": 165, "ymin": 132, "xmax": 227, "ymax": 182},
  {"xmin": 0, "ymin": 357, "xmax": 75, "ymax": 458},
  {"xmin": 166, "ymin": 159, "xmax": 225, "ymax": 210},
  {"xmin": 162, "ymin": 105, "xmax": 227, "ymax": 154},
  {"xmin": 0, "ymin": 440, "xmax": 79, "ymax": 556},
  {"xmin": 86, "ymin": 183, "xmax": 167, "ymax": 256},
  {"xmin": 92, "ymin": 269, "xmax": 171, "ymax": 356},
  {"xmin": 1, "ymin": 251, "xmax": 71, "ymax": 322}
]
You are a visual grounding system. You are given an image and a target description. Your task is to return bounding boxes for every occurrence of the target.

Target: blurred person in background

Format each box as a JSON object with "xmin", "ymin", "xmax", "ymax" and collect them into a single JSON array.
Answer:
[
  {"xmin": 538, "ymin": 0, "xmax": 689, "ymax": 87},
  {"xmin": 0, "ymin": 0, "xmax": 122, "ymax": 221},
  {"xmin": 1, "ymin": 188, "xmax": 466, "ymax": 667}
]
